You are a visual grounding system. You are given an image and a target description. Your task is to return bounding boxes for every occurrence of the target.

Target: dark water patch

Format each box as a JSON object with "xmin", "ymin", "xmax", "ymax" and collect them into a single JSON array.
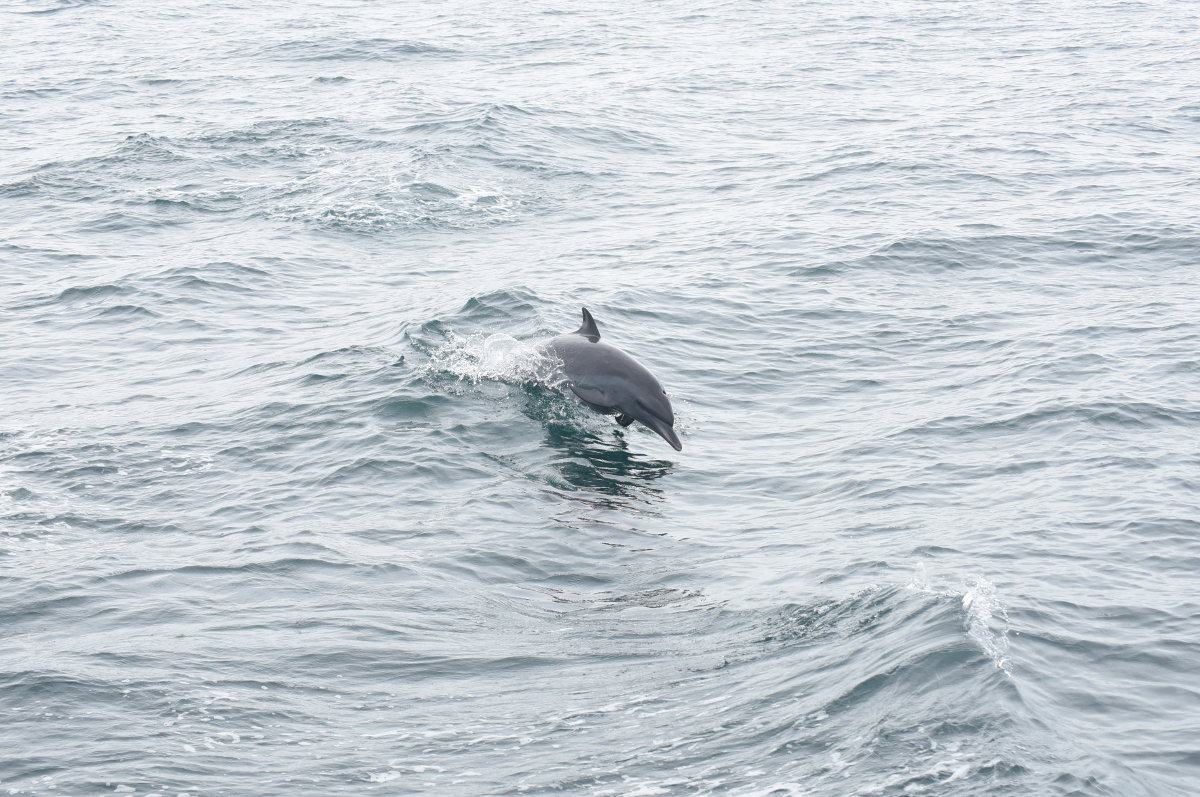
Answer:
[{"xmin": 537, "ymin": 425, "xmax": 674, "ymax": 500}]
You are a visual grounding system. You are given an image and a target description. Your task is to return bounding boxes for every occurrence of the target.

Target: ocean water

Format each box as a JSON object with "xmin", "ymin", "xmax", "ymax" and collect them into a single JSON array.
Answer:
[{"xmin": 3, "ymin": 0, "xmax": 1200, "ymax": 795}]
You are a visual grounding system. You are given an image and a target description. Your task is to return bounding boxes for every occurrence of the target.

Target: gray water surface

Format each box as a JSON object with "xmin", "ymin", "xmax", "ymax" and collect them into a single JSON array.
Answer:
[{"xmin": 3, "ymin": 1, "xmax": 1200, "ymax": 795}]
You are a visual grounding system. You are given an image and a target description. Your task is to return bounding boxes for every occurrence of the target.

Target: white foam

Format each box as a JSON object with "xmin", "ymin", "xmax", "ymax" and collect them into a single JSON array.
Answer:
[
  {"xmin": 424, "ymin": 332, "xmax": 563, "ymax": 388},
  {"xmin": 961, "ymin": 576, "xmax": 1012, "ymax": 673},
  {"xmin": 945, "ymin": 764, "xmax": 970, "ymax": 782}
]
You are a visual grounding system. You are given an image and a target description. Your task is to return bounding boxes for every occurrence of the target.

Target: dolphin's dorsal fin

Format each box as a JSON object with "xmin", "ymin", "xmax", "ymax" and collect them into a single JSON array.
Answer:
[{"xmin": 574, "ymin": 307, "xmax": 600, "ymax": 341}]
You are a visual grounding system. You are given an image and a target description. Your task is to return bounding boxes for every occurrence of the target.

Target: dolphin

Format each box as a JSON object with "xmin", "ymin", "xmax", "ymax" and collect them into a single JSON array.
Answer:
[{"xmin": 543, "ymin": 308, "xmax": 682, "ymax": 451}]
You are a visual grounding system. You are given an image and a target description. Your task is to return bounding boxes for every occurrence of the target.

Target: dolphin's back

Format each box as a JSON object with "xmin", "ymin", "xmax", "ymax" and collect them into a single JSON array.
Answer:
[
  {"xmin": 549, "ymin": 335, "xmax": 656, "ymax": 389},
  {"xmin": 546, "ymin": 334, "xmax": 674, "ymax": 427}
]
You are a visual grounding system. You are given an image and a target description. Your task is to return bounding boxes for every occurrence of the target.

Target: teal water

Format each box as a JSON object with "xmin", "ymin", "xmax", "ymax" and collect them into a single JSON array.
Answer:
[{"xmin": 3, "ymin": 1, "xmax": 1200, "ymax": 795}]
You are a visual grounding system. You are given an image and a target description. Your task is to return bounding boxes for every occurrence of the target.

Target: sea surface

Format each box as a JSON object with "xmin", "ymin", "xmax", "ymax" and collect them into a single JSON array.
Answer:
[{"xmin": 3, "ymin": 1, "xmax": 1200, "ymax": 795}]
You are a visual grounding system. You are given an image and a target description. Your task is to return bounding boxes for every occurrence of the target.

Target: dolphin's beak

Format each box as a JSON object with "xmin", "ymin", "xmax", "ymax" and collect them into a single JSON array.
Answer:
[{"xmin": 638, "ymin": 412, "xmax": 683, "ymax": 451}]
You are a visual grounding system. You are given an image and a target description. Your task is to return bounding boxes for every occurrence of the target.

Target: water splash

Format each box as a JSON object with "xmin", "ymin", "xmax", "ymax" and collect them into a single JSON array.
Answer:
[
  {"xmin": 423, "ymin": 332, "xmax": 564, "ymax": 388},
  {"xmin": 906, "ymin": 561, "xmax": 931, "ymax": 592},
  {"xmin": 961, "ymin": 576, "xmax": 1012, "ymax": 674},
  {"xmin": 906, "ymin": 566, "xmax": 1012, "ymax": 673}
]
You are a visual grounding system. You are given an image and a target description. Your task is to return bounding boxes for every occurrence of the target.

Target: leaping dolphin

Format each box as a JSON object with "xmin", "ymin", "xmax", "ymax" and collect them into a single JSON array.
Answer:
[{"xmin": 543, "ymin": 308, "xmax": 682, "ymax": 451}]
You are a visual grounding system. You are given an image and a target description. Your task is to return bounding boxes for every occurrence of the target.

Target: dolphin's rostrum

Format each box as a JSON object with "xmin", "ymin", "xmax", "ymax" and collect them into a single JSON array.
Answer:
[{"xmin": 544, "ymin": 308, "xmax": 682, "ymax": 451}]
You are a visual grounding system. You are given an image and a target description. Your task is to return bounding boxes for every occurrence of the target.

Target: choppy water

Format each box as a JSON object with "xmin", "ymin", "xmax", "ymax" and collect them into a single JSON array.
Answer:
[{"xmin": 4, "ymin": 0, "xmax": 1200, "ymax": 795}]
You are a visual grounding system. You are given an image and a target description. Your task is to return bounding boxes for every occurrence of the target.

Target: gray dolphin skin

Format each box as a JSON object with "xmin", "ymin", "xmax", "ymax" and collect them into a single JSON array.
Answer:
[{"xmin": 544, "ymin": 308, "xmax": 682, "ymax": 451}]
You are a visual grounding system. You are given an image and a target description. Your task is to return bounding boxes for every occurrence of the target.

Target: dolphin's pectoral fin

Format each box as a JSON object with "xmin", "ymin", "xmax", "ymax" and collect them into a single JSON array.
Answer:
[
  {"xmin": 574, "ymin": 308, "xmax": 601, "ymax": 342},
  {"xmin": 616, "ymin": 413, "xmax": 635, "ymax": 427},
  {"xmin": 570, "ymin": 383, "xmax": 616, "ymax": 408}
]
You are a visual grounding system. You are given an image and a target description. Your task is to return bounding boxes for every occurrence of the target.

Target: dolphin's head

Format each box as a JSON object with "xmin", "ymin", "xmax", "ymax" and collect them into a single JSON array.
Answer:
[
  {"xmin": 633, "ymin": 387, "xmax": 680, "ymax": 451},
  {"xmin": 637, "ymin": 385, "xmax": 674, "ymax": 428},
  {"xmin": 637, "ymin": 408, "xmax": 682, "ymax": 451}
]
